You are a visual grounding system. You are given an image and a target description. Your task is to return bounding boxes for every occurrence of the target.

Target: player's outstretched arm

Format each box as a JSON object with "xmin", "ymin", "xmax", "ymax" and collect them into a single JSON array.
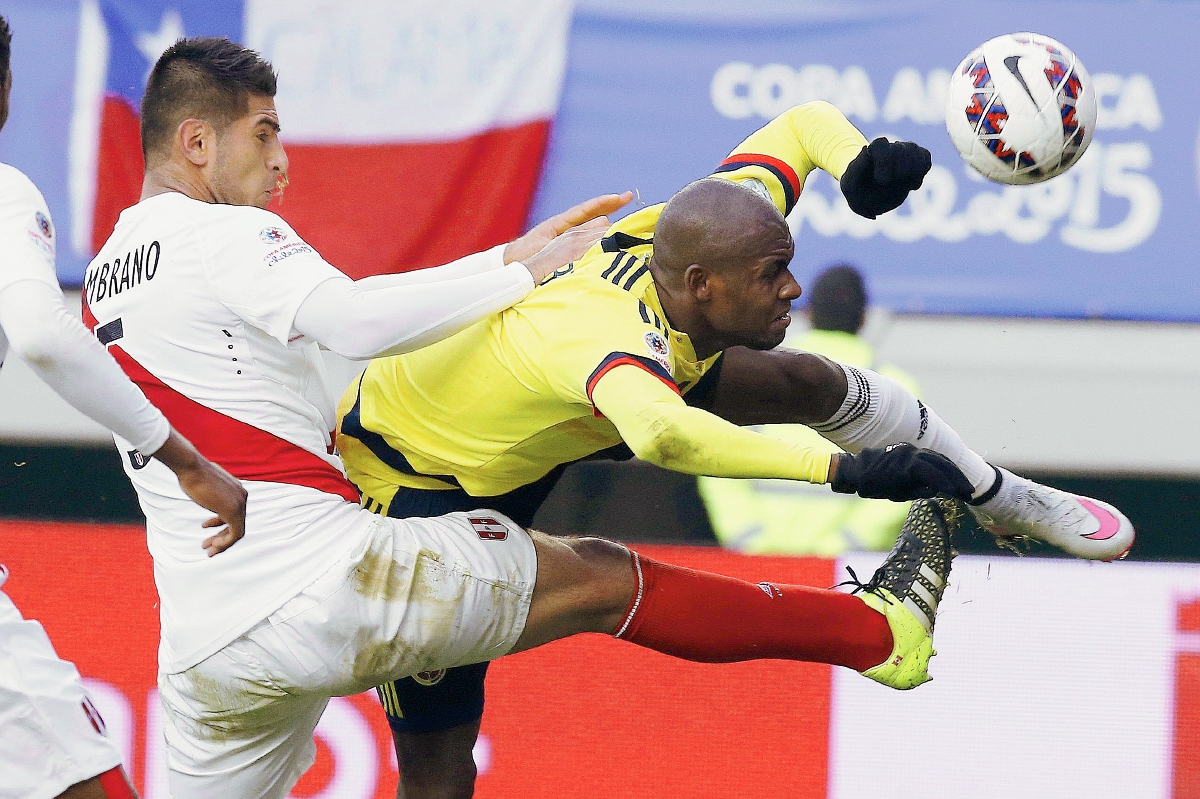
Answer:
[
  {"xmin": 294, "ymin": 203, "xmax": 627, "ymax": 360},
  {"xmin": 713, "ymin": 101, "xmax": 930, "ymax": 219},
  {"xmin": 151, "ymin": 431, "xmax": 248, "ymax": 557},
  {"xmin": 590, "ymin": 363, "xmax": 971, "ymax": 501}
]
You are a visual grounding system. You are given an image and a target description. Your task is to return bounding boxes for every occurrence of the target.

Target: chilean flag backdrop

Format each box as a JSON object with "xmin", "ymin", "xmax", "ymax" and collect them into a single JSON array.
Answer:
[{"xmin": 70, "ymin": 0, "xmax": 570, "ymax": 279}]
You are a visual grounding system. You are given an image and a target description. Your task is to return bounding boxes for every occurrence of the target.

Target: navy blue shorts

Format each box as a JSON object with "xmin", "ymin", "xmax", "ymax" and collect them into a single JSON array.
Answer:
[{"xmin": 372, "ymin": 465, "xmax": 566, "ymax": 733}]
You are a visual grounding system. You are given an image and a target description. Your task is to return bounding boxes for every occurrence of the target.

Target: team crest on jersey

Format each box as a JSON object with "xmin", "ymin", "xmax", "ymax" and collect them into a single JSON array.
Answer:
[
  {"xmin": 259, "ymin": 226, "xmax": 287, "ymax": 244},
  {"xmin": 413, "ymin": 669, "xmax": 447, "ymax": 686},
  {"xmin": 644, "ymin": 330, "xmax": 672, "ymax": 373},
  {"xmin": 35, "ymin": 211, "xmax": 52, "ymax": 238},
  {"xmin": 469, "ymin": 517, "xmax": 509, "ymax": 540}
]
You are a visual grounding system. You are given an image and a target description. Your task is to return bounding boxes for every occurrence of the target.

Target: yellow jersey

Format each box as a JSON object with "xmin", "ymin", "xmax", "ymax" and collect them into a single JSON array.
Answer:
[{"xmin": 337, "ymin": 101, "xmax": 869, "ymax": 512}]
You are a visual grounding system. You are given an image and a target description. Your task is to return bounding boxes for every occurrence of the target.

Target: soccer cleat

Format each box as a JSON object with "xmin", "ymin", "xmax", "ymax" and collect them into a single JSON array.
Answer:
[
  {"xmin": 969, "ymin": 467, "xmax": 1134, "ymax": 562},
  {"xmin": 844, "ymin": 497, "xmax": 959, "ymax": 690}
]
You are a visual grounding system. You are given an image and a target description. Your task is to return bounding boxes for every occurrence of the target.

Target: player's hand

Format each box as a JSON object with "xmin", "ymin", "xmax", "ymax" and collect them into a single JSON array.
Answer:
[
  {"xmin": 829, "ymin": 443, "xmax": 973, "ymax": 501},
  {"xmin": 518, "ymin": 217, "xmax": 617, "ymax": 284},
  {"xmin": 152, "ymin": 430, "xmax": 248, "ymax": 556},
  {"xmin": 504, "ymin": 191, "xmax": 634, "ymax": 267},
  {"xmin": 839, "ymin": 138, "xmax": 932, "ymax": 219}
]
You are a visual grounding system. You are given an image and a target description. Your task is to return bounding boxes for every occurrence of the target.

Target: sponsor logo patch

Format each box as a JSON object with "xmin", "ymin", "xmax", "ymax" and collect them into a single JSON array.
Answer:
[
  {"xmin": 127, "ymin": 450, "xmax": 150, "ymax": 470},
  {"xmin": 757, "ymin": 581, "xmax": 783, "ymax": 599},
  {"xmin": 413, "ymin": 669, "xmax": 447, "ymax": 686},
  {"xmin": 469, "ymin": 516, "xmax": 509, "ymax": 540},
  {"xmin": 644, "ymin": 330, "xmax": 672, "ymax": 374},
  {"xmin": 259, "ymin": 226, "xmax": 287, "ymax": 244}
]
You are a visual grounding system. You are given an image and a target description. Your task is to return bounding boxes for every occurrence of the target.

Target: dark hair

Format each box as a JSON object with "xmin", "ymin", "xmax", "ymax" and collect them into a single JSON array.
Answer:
[
  {"xmin": 808, "ymin": 263, "xmax": 867, "ymax": 334},
  {"xmin": 140, "ymin": 37, "xmax": 277, "ymax": 164},
  {"xmin": 0, "ymin": 15, "xmax": 12, "ymax": 86}
]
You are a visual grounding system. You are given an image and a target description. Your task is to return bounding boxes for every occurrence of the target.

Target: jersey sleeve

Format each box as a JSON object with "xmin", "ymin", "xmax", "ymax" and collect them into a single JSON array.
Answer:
[
  {"xmin": 0, "ymin": 169, "xmax": 61, "ymax": 294},
  {"xmin": 710, "ymin": 101, "xmax": 869, "ymax": 216},
  {"xmin": 535, "ymin": 278, "xmax": 679, "ymax": 409},
  {"xmin": 202, "ymin": 209, "xmax": 345, "ymax": 345}
]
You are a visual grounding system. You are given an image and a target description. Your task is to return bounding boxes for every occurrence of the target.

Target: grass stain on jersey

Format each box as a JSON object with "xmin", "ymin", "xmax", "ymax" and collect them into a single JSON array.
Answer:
[{"xmin": 351, "ymin": 537, "xmax": 412, "ymax": 602}]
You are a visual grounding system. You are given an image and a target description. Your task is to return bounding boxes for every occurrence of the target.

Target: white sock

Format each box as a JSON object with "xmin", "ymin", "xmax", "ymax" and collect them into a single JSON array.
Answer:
[{"xmin": 812, "ymin": 363, "xmax": 998, "ymax": 499}]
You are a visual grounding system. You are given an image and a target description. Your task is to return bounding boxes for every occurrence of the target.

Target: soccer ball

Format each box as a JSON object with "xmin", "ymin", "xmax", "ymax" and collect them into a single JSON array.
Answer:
[{"xmin": 945, "ymin": 32, "xmax": 1097, "ymax": 184}]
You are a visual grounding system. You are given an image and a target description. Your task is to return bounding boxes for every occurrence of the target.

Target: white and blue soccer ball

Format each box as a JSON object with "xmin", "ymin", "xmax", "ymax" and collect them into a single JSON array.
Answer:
[{"xmin": 945, "ymin": 32, "xmax": 1097, "ymax": 184}]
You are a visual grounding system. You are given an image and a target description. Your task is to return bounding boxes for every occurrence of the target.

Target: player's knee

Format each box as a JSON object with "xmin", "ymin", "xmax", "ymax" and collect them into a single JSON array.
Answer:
[
  {"xmin": 783, "ymin": 353, "xmax": 846, "ymax": 422},
  {"xmin": 399, "ymin": 759, "xmax": 476, "ymax": 799},
  {"xmin": 561, "ymin": 536, "xmax": 635, "ymax": 614}
]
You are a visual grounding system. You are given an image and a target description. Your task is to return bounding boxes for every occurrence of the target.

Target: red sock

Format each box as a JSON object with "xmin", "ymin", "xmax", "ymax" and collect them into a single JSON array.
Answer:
[
  {"xmin": 614, "ymin": 553, "xmax": 893, "ymax": 672},
  {"xmin": 97, "ymin": 766, "xmax": 138, "ymax": 799}
]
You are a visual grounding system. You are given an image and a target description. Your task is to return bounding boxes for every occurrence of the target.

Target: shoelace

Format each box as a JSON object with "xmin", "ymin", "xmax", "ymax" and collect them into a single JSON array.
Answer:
[{"xmin": 833, "ymin": 564, "xmax": 896, "ymax": 605}]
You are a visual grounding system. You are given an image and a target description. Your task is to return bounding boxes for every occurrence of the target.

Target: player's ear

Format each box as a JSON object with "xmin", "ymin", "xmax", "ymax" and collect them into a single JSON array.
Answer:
[
  {"xmin": 177, "ymin": 118, "xmax": 212, "ymax": 167},
  {"xmin": 683, "ymin": 264, "xmax": 714, "ymax": 301}
]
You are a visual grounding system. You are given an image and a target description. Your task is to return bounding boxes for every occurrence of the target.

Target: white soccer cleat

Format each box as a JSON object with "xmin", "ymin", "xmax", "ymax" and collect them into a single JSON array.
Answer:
[{"xmin": 969, "ymin": 467, "xmax": 1134, "ymax": 561}]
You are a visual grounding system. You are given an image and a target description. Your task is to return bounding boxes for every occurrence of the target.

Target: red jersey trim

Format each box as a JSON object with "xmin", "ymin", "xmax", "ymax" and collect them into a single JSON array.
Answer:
[{"xmin": 108, "ymin": 346, "xmax": 360, "ymax": 503}]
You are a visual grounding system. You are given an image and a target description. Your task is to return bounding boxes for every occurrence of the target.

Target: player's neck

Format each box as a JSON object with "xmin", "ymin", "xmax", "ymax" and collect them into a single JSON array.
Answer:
[{"xmin": 141, "ymin": 165, "xmax": 220, "ymax": 205}]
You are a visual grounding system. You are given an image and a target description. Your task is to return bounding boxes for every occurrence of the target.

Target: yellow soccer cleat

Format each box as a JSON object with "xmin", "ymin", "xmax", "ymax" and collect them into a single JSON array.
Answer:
[{"xmin": 845, "ymin": 498, "xmax": 960, "ymax": 690}]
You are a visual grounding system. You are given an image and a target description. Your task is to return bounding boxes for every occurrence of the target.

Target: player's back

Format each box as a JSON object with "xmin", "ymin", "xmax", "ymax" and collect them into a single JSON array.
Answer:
[
  {"xmin": 338, "ymin": 203, "xmax": 694, "ymax": 506},
  {"xmin": 340, "ymin": 267, "xmax": 640, "ymax": 504},
  {"xmin": 86, "ymin": 191, "xmax": 370, "ymax": 672}
]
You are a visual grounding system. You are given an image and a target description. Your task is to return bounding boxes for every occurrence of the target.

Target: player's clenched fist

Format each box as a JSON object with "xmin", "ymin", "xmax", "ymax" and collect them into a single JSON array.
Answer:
[
  {"xmin": 830, "ymin": 443, "xmax": 973, "ymax": 502},
  {"xmin": 839, "ymin": 137, "xmax": 933, "ymax": 219}
]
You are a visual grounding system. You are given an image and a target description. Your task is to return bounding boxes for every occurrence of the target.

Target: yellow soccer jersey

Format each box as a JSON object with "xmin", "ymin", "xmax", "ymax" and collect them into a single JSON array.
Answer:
[{"xmin": 337, "ymin": 101, "xmax": 869, "ymax": 510}]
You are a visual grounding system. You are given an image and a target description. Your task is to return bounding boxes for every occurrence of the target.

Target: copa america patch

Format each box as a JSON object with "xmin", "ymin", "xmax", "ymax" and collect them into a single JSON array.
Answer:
[
  {"xmin": 413, "ymin": 669, "xmax": 447, "ymax": 686},
  {"xmin": 259, "ymin": 226, "xmax": 287, "ymax": 244},
  {"xmin": 469, "ymin": 516, "xmax": 509, "ymax": 540},
  {"xmin": 35, "ymin": 211, "xmax": 52, "ymax": 238},
  {"xmin": 644, "ymin": 330, "xmax": 672, "ymax": 373}
]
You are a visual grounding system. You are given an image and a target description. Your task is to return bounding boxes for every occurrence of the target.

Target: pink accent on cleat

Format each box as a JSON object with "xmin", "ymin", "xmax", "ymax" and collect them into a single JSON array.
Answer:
[{"xmin": 1079, "ymin": 498, "xmax": 1121, "ymax": 540}]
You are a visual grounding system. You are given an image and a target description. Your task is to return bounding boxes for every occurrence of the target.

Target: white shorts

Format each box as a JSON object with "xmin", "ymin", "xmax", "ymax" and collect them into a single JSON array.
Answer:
[
  {"xmin": 0, "ymin": 569, "xmax": 124, "ymax": 799},
  {"xmin": 158, "ymin": 510, "xmax": 537, "ymax": 799}
]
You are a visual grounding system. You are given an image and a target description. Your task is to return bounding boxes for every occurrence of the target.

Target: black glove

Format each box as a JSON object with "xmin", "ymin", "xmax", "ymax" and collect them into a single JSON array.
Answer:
[
  {"xmin": 839, "ymin": 137, "xmax": 933, "ymax": 219},
  {"xmin": 830, "ymin": 443, "xmax": 973, "ymax": 502}
]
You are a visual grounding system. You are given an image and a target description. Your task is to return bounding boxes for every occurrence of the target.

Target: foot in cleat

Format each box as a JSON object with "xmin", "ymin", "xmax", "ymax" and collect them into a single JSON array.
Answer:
[
  {"xmin": 844, "ymin": 497, "xmax": 960, "ymax": 690},
  {"xmin": 969, "ymin": 467, "xmax": 1134, "ymax": 562}
]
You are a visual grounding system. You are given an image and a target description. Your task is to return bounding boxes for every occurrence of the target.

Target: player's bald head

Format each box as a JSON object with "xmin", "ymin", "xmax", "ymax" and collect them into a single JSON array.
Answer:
[{"xmin": 652, "ymin": 178, "xmax": 791, "ymax": 285}]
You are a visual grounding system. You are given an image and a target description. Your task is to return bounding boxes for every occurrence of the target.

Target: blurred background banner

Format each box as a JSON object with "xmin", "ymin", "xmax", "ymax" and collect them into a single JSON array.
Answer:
[
  {"xmin": 536, "ymin": 0, "xmax": 1196, "ymax": 320},
  {"xmin": 0, "ymin": 0, "xmax": 570, "ymax": 284},
  {"xmin": 7, "ymin": 520, "xmax": 1200, "ymax": 798},
  {"xmin": 4, "ymin": 0, "xmax": 1196, "ymax": 319}
]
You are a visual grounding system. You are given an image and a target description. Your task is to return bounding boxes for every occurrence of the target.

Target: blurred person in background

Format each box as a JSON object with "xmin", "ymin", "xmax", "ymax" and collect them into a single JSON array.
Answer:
[
  {"xmin": 0, "ymin": 15, "xmax": 246, "ymax": 799},
  {"xmin": 698, "ymin": 263, "xmax": 918, "ymax": 556}
]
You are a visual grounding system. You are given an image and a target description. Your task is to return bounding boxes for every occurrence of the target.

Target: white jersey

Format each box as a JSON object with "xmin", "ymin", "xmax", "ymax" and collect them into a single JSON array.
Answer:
[
  {"xmin": 0, "ymin": 164, "xmax": 61, "ymax": 364},
  {"xmin": 86, "ymin": 192, "xmax": 373, "ymax": 673}
]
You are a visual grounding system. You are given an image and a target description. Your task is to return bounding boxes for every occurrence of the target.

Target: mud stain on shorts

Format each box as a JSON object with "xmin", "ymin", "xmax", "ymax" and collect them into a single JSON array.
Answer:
[
  {"xmin": 351, "ymin": 536, "xmax": 413, "ymax": 602},
  {"xmin": 184, "ymin": 670, "xmax": 285, "ymax": 743}
]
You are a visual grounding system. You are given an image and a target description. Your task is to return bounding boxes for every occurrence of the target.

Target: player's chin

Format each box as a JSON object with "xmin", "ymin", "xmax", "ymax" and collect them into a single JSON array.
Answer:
[{"xmin": 745, "ymin": 326, "xmax": 789, "ymax": 351}]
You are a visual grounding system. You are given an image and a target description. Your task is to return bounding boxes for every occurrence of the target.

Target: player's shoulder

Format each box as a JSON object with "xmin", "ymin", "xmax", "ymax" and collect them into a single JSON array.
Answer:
[
  {"xmin": 0, "ymin": 163, "xmax": 49, "ymax": 212},
  {"xmin": 189, "ymin": 200, "xmax": 294, "ymax": 238}
]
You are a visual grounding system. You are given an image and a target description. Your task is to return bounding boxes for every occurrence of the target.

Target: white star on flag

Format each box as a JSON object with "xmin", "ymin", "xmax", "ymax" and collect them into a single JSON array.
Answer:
[{"xmin": 136, "ymin": 9, "xmax": 185, "ymax": 68}]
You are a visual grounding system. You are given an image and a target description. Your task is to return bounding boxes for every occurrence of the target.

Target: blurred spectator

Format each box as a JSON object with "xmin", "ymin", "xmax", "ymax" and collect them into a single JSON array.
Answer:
[{"xmin": 697, "ymin": 264, "xmax": 920, "ymax": 556}]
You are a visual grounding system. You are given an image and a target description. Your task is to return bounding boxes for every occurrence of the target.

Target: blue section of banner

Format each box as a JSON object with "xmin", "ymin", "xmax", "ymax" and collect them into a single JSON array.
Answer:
[
  {"xmin": 0, "ymin": 1, "xmax": 83, "ymax": 285},
  {"xmin": 534, "ymin": 1, "xmax": 1200, "ymax": 320},
  {"xmin": 0, "ymin": 1, "xmax": 244, "ymax": 286}
]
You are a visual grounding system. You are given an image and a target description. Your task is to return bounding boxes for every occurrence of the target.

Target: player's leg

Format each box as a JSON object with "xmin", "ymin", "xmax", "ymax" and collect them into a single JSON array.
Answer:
[
  {"xmin": 372, "ymin": 471, "xmax": 567, "ymax": 799},
  {"xmin": 513, "ymin": 498, "xmax": 960, "ymax": 689},
  {"xmin": 713, "ymin": 347, "xmax": 1133, "ymax": 560},
  {"xmin": 56, "ymin": 768, "xmax": 138, "ymax": 799},
  {"xmin": 812, "ymin": 360, "xmax": 1133, "ymax": 560},
  {"xmin": 0, "ymin": 576, "xmax": 136, "ymax": 799}
]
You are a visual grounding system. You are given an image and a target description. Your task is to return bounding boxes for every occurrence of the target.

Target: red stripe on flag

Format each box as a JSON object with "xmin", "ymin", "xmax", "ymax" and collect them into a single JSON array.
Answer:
[
  {"xmin": 274, "ymin": 119, "xmax": 551, "ymax": 278},
  {"xmin": 92, "ymin": 96, "xmax": 145, "ymax": 255},
  {"xmin": 107, "ymin": 346, "xmax": 360, "ymax": 503}
]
